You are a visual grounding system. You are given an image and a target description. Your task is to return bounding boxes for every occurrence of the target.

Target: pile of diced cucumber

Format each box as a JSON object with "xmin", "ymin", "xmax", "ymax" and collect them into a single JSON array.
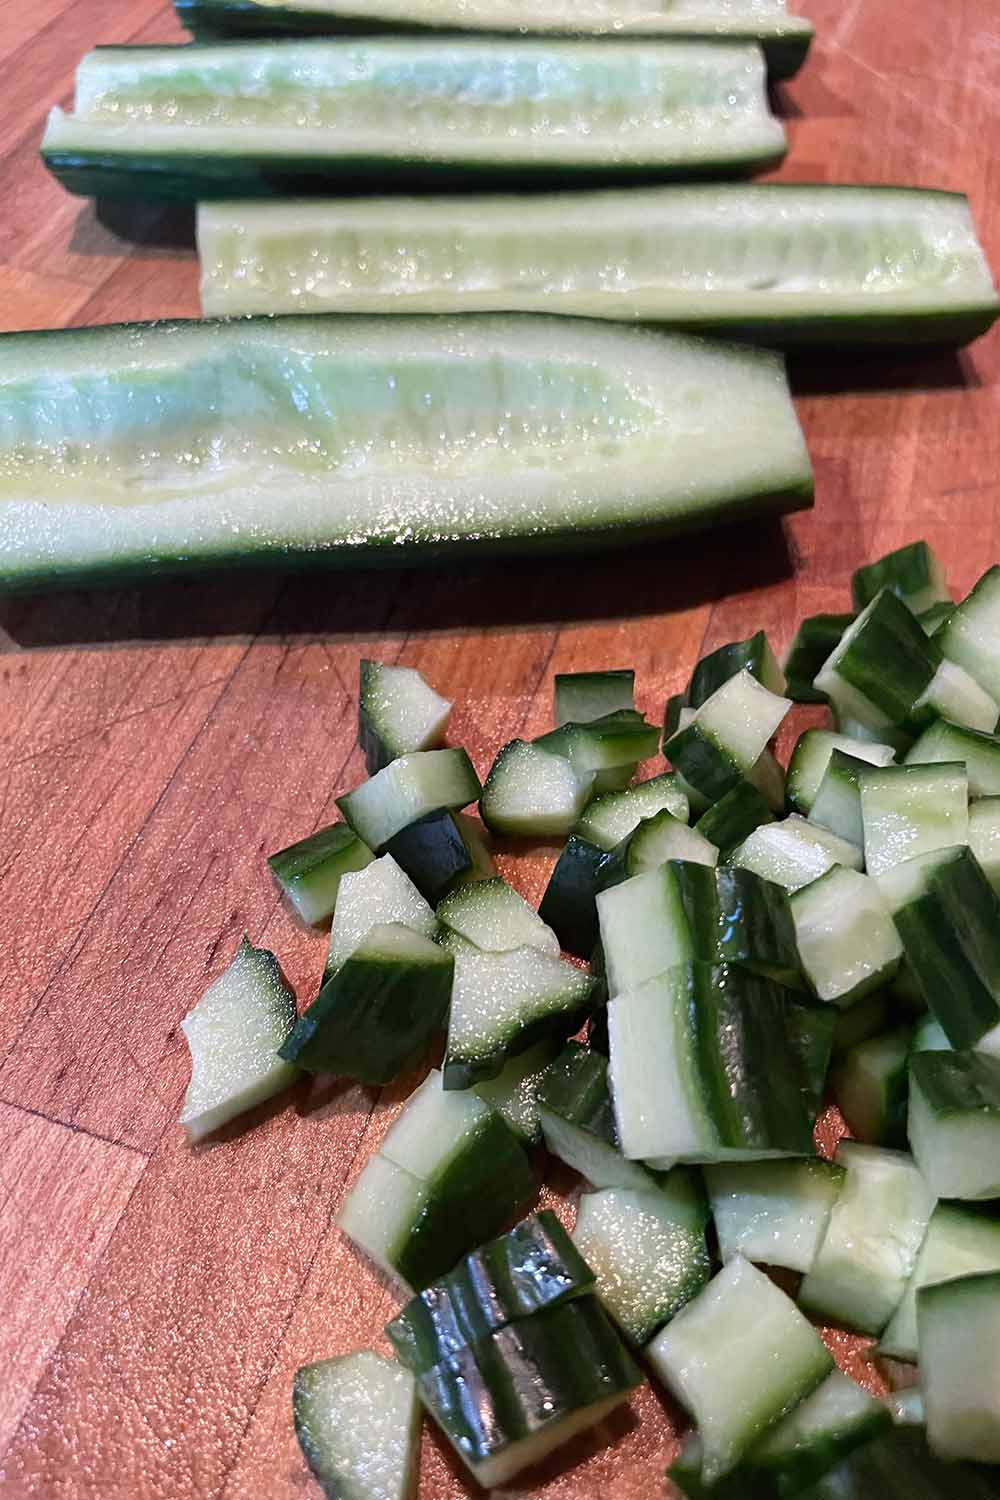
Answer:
[{"xmin": 177, "ymin": 538, "xmax": 1000, "ymax": 1498}]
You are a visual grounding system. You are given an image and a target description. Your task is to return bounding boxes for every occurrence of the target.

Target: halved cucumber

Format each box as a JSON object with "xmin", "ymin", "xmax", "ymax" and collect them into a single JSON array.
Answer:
[
  {"xmin": 798, "ymin": 1142, "xmax": 937, "ymax": 1336},
  {"xmin": 198, "ymin": 186, "xmax": 1000, "ymax": 343},
  {"xmin": 44, "ymin": 39, "xmax": 787, "ymax": 202},
  {"xmin": 442, "ymin": 938, "xmax": 595, "ymax": 1088},
  {"xmin": 0, "ymin": 316, "xmax": 811, "ymax": 594},
  {"xmin": 879, "ymin": 1202, "xmax": 1000, "ymax": 1363},
  {"xmin": 731, "ymin": 814, "xmax": 863, "ymax": 892},
  {"xmin": 292, "ymin": 1350, "xmax": 419, "ymax": 1500},
  {"xmin": 176, "ymin": 0, "xmax": 815, "ymax": 80},
  {"xmin": 338, "ymin": 748, "xmax": 481, "ymax": 851},
  {"xmin": 573, "ymin": 1184, "xmax": 710, "ymax": 1345},
  {"xmin": 648, "ymin": 1255, "xmax": 833, "ymax": 1483},
  {"xmin": 324, "ymin": 854, "xmax": 436, "ymax": 979},
  {"xmin": 919, "ymin": 1271, "xmax": 1000, "ymax": 1463},
  {"xmin": 267, "ymin": 821, "xmax": 374, "ymax": 925},
  {"xmin": 358, "ymin": 659, "xmax": 451, "ymax": 774},
  {"xmin": 386, "ymin": 1209, "xmax": 595, "ymax": 1374},
  {"xmin": 706, "ymin": 1157, "xmax": 845, "ymax": 1275},
  {"xmin": 179, "ymin": 936, "xmax": 299, "ymax": 1140}
]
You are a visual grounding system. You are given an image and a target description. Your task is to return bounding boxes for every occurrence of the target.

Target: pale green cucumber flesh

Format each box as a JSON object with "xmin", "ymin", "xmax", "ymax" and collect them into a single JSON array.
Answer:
[
  {"xmin": 791, "ymin": 865, "xmax": 902, "ymax": 1007},
  {"xmin": 919, "ymin": 1271, "xmax": 1000, "ymax": 1463},
  {"xmin": 358, "ymin": 657, "xmax": 451, "ymax": 773},
  {"xmin": 267, "ymin": 820, "xmax": 374, "ymax": 924},
  {"xmin": 293, "ymin": 1350, "xmax": 419, "ymax": 1500},
  {"xmin": 706, "ymin": 1158, "xmax": 845, "ymax": 1275},
  {"xmin": 325, "ymin": 853, "xmax": 436, "ymax": 978},
  {"xmin": 0, "ymin": 315, "xmax": 811, "ymax": 593}
]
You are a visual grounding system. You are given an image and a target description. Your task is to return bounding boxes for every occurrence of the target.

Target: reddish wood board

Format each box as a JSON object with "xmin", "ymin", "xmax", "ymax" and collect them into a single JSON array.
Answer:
[{"xmin": 0, "ymin": 1, "xmax": 997, "ymax": 1495}]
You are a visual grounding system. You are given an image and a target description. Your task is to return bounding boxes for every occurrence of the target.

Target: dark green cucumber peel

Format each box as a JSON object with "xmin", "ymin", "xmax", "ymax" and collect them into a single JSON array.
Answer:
[
  {"xmin": 535, "ymin": 709, "xmax": 660, "ymax": 772},
  {"xmin": 554, "ymin": 670, "xmax": 635, "ymax": 726},
  {"xmin": 382, "ymin": 811, "xmax": 471, "ymax": 903},
  {"xmin": 538, "ymin": 836, "xmax": 610, "ymax": 959},
  {"xmin": 663, "ymin": 723, "xmax": 743, "ymax": 803},
  {"xmin": 687, "ymin": 630, "xmax": 781, "ymax": 709},
  {"xmin": 279, "ymin": 923, "xmax": 452, "ymax": 1082},
  {"xmin": 851, "ymin": 540, "xmax": 947, "ymax": 613},
  {"xmin": 693, "ymin": 781, "xmax": 773, "ymax": 858},
  {"xmin": 536, "ymin": 1041, "xmax": 666, "ymax": 1191},
  {"xmin": 831, "ymin": 1027, "xmax": 913, "ymax": 1148},
  {"xmin": 783, "ymin": 613, "xmax": 855, "ymax": 704},
  {"xmin": 829, "ymin": 590, "xmax": 941, "ymax": 726},
  {"xmin": 266, "ymin": 821, "xmax": 374, "ymax": 925},
  {"xmin": 787, "ymin": 1000, "xmax": 837, "ymax": 1121},
  {"xmin": 386, "ymin": 1209, "xmax": 595, "ymax": 1375}
]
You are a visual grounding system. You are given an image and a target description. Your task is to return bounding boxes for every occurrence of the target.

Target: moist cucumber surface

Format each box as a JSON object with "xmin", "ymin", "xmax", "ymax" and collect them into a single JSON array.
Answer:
[
  {"xmin": 44, "ymin": 39, "xmax": 787, "ymax": 201},
  {"xmin": 292, "ymin": 1349, "xmax": 419, "ymax": 1500},
  {"xmin": 199, "ymin": 186, "xmax": 1000, "ymax": 344},
  {"xmin": 0, "ymin": 315, "xmax": 812, "ymax": 593}
]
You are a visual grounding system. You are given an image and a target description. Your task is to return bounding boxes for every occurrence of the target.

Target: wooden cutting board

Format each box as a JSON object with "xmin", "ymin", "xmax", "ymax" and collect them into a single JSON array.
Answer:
[{"xmin": 0, "ymin": 2, "xmax": 997, "ymax": 1495}]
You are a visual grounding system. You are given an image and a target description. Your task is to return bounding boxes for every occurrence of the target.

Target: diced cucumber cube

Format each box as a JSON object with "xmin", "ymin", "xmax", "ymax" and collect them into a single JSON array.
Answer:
[
  {"xmin": 791, "ymin": 866, "xmax": 902, "ymax": 1007},
  {"xmin": 906, "ymin": 717, "xmax": 1000, "ymax": 796},
  {"xmin": 554, "ymin": 669, "xmax": 634, "ymax": 726},
  {"xmin": 940, "ymin": 565, "xmax": 1000, "ymax": 701},
  {"xmin": 851, "ymin": 540, "xmax": 949, "ymax": 616},
  {"xmin": 472, "ymin": 1038, "xmax": 560, "ymax": 1145},
  {"xmin": 731, "ymin": 814, "xmax": 862, "ymax": 892},
  {"xmin": 919, "ymin": 1271, "xmax": 1000, "ymax": 1463},
  {"xmin": 830, "ymin": 1026, "xmax": 913, "ymax": 1146},
  {"xmin": 860, "ymin": 762, "xmax": 969, "ymax": 880},
  {"xmin": 879, "ymin": 1201, "xmax": 1000, "ymax": 1362},
  {"xmin": 480, "ymin": 739, "xmax": 593, "ymax": 837},
  {"xmin": 909, "ymin": 1049, "xmax": 1000, "ymax": 1200},
  {"xmin": 815, "ymin": 589, "xmax": 940, "ymax": 733},
  {"xmin": 574, "ymin": 772, "xmax": 689, "ymax": 850},
  {"xmin": 338, "ymin": 747, "xmax": 481, "ymax": 850},
  {"xmin": 437, "ymin": 876, "xmax": 558, "ymax": 956},
  {"xmin": 293, "ymin": 1350, "xmax": 419, "ymax": 1500},
  {"xmin": 325, "ymin": 854, "xmax": 436, "ymax": 979},
  {"xmin": 267, "ymin": 821, "xmax": 374, "ymax": 925},
  {"xmin": 688, "ymin": 630, "xmax": 786, "ymax": 709},
  {"xmin": 359, "ymin": 657, "xmax": 451, "ymax": 774},
  {"xmin": 785, "ymin": 728, "xmax": 894, "ymax": 817},
  {"xmin": 706, "ymin": 1157, "xmax": 845, "ymax": 1275},
  {"xmin": 536, "ymin": 1042, "xmax": 661, "ymax": 1192}
]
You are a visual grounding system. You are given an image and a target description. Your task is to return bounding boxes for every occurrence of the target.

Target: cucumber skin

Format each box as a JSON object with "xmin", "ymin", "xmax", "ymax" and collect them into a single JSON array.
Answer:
[
  {"xmin": 174, "ymin": 1, "xmax": 814, "ymax": 80},
  {"xmin": 538, "ymin": 836, "xmax": 609, "ymax": 959},
  {"xmin": 382, "ymin": 812, "xmax": 471, "ymax": 904}
]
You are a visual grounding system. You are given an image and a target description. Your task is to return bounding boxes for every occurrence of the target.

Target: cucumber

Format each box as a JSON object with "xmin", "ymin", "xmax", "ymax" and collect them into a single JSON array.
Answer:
[
  {"xmin": 940, "ymin": 566, "xmax": 1000, "ymax": 702},
  {"xmin": 472, "ymin": 1038, "xmax": 560, "ymax": 1146},
  {"xmin": 888, "ymin": 1388, "xmax": 926, "ymax": 1426},
  {"xmin": 664, "ymin": 668, "xmax": 791, "ymax": 809},
  {"xmin": 175, "ymin": 0, "xmax": 816, "ymax": 80},
  {"xmin": 0, "ymin": 316, "xmax": 811, "ymax": 595},
  {"xmin": 852, "ymin": 541, "xmax": 950, "ymax": 616},
  {"xmin": 599, "ymin": 809, "xmax": 720, "ymax": 892},
  {"xmin": 706, "ymin": 1157, "xmax": 845, "ymax": 1274},
  {"xmin": 536, "ymin": 710, "xmax": 659, "ymax": 775},
  {"xmin": 969, "ymin": 798, "xmax": 1000, "ymax": 893},
  {"xmin": 920, "ymin": 601, "xmax": 957, "ymax": 636},
  {"xmin": 783, "ymin": 613, "xmax": 855, "ymax": 704},
  {"xmin": 886, "ymin": 845, "xmax": 1000, "ymax": 1051},
  {"xmin": 664, "ymin": 693, "xmax": 687, "ymax": 740},
  {"xmin": 731, "ymin": 814, "xmax": 863, "ymax": 893},
  {"xmin": 798, "ymin": 1142, "xmax": 937, "ymax": 1336},
  {"xmin": 554, "ymin": 670, "xmax": 634, "ymax": 726},
  {"xmin": 381, "ymin": 811, "xmax": 472, "ymax": 903},
  {"xmin": 574, "ymin": 773, "xmax": 690, "ymax": 849},
  {"xmin": 536, "ymin": 1042, "xmax": 663, "ymax": 1192},
  {"xmin": 608, "ymin": 962, "xmax": 814, "ymax": 1165},
  {"xmin": 782, "ymin": 1421, "xmax": 1000, "ymax": 1500},
  {"xmin": 415, "ymin": 1296, "xmax": 641, "ymax": 1488},
  {"xmin": 648, "ymin": 1255, "xmax": 833, "ymax": 1483},
  {"xmin": 791, "ymin": 866, "xmax": 903, "ymax": 1006},
  {"xmin": 279, "ymin": 922, "xmax": 452, "ymax": 1082},
  {"xmin": 386, "ymin": 1209, "xmax": 594, "ymax": 1374},
  {"xmin": 832, "ymin": 989, "xmax": 892, "ymax": 1057},
  {"xmin": 669, "ymin": 1372, "xmax": 892, "ymax": 1499},
  {"xmin": 324, "ymin": 853, "xmax": 436, "ymax": 979},
  {"xmin": 292, "ymin": 1350, "xmax": 419, "ymax": 1500},
  {"xmin": 480, "ymin": 740, "xmax": 594, "ymax": 838},
  {"xmin": 910, "ymin": 658, "xmax": 999, "ymax": 734},
  {"xmin": 538, "ymin": 836, "xmax": 610, "ymax": 959},
  {"xmin": 815, "ymin": 589, "xmax": 940, "ymax": 735},
  {"xmin": 879, "ymin": 1202, "xmax": 1000, "ymax": 1363},
  {"xmin": 687, "ymin": 630, "xmax": 786, "ymax": 709},
  {"xmin": 339, "ymin": 1069, "xmax": 536, "ymax": 1289},
  {"xmin": 267, "ymin": 820, "xmax": 374, "ymax": 925},
  {"xmin": 860, "ymin": 763, "xmax": 969, "ymax": 879},
  {"xmin": 337, "ymin": 747, "xmax": 481, "ymax": 851},
  {"xmin": 198, "ymin": 186, "xmax": 1000, "ymax": 344},
  {"xmin": 908, "ymin": 1049, "xmax": 1000, "ymax": 1200},
  {"xmin": 913, "ymin": 1014, "xmax": 952, "ymax": 1051},
  {"xmin": 597, "ymin": 861, "xmax": 800, "ymax": 999},
  {"xmin": 830, "ymin": 1026, "xmax": 913, "ymax": 1146},
  {"xmin": 452, "ymin": 813, "xmax": 497, "ymax": 884},
  {"xmin": 179, "ymin": 936, "xmax": 298, "ymax": 1140},
  {"xmin": 693, "ymin": 781, "xmax": 773, "ymax": 857},
  {"xmin": 44, "ymin": 39, "xmax": 787, "ymax": 203},
  {"xmin": 811, "ymin": 748, "xmax": 899, "ymax": 847},
  {"xmin": 358, "ymin": 658, "xmax": 451, "ymax": 774},
  {"xmin": 442, "ymin": 937, "xmax": 595, "ymax": 1088},
  {"xmin": 906, "ymin": 718, "xmax": 1000, "ymax": 796},
  {"xmin": 919, "ymin": 1272, "xmax": 1000, "ymax": 1462},
  {"xmin": 785, "ymin": 729, "xmax": 895, "ymax": 818},
  {"xmin": 788, "ymin": 998, "xmax": 837, "ymax": 1119},
  {"xmin": 573, "ymin": 1184, "xmax": 710, "ymax": 1345},
  {"xmin": 436, "ymin": 877, "xmax": 559, "ymax": 957}
]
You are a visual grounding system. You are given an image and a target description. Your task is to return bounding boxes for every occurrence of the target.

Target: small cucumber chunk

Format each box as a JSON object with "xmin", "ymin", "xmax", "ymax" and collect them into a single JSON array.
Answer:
[
  {"xmin": 538, "ymin": 835, "xmax": 610, "ymax": 958},
  {"xmin": 688, "ymin": 629, "xmax": 786, "ymax": 709},
  {"xmin": 831, "ymin": 1026, "xmax": 913, "ymax": 1146},
  {"xmin": 706, "ymin": 1157, "xmax": 845, "ymax": 1275},
  {"xmin": 280, "ymin": 923, "xmax": 452, "ymax": 1083},
  {"xmin": 782, "ymin": 613, "xmax": 855, "ymax": 705},
  {"xmin": 480, "ymin": 738, "xmax": 593, "ymax": 837},
  {"xmin": 381, "ymin": 810, "xmax": 471, "ymax": 903},
  {"xmin": 731, "ymin": 814, "xmax": 862, "ymax": 892},
  {"xmin": 536, "ymin": 709, "xmax": 659, "ymax": 774},
  {"xmin": 791, "ymin": 866, "xmax": 902, "ymax": 1007},
  {"xmin": 811, "ymin": 747, "xmax": 898, "ymax": 847},
  {"xmin": 536, "ymin": 1042, "xmax": 662, "ymax": 1192},
  {"xmin": 851, "ymin": 540, "xmax": 949, "ymax": 616},
  {"xmin": 386, "ymin": 1209, "xmax": 594, "ymax": 1374},
  {"xmin": 267, "ymin": 821, "xmax": 374, "ymax": 926},
  {"xmin": 905, "ymin": 716, "xmax": 1000, "ymax": 796},
  {"xmin": 664, "ymin": 668, "xmax": 791, "ymax": 808},
  {"xmin": 860, "ymin": 761, "xmax": 969, "ymax": 880},
  {"xmin": 785, "ymin": 728, "xmax": 894, "ymax": 817},
  {"xmin": 338, "ymin": 747, "xmax": 481, "ymax": 850},
  {"xmin": 648, "ymin": 1255, "xmax": 833, "ymax": 1483},
  {"xmin": 416, "ymin": 1296, "xmax": 641, "ymax": 1488},
  {"xmin": 909, "ymin": 1049, "xmax": 1000, "ymax": 1199},
  {"xmin": 554, "ymin": 669, "xmax": 635, "ymax": 726},
  {"xmin": 919, "ymin": 1270, "xmax": 1000, "ymax": 1463},
  {"xmin": 437, "ymin": 876, "xmax": 558, "ymax": 956},
  {"xmin": 472, "ymin": 1037, "xmax": 560, "ymax": 1145},
  {"xmin": 325, "ymin": 855, "xmax": 436, "ymax": 980},
  {"xmin": 815, "ymin": 588, "xmax": 940, "ymax": 734},
  {"xmin": 969, "ymin": 797, "xmax": 1000, "ymax": 894},
  {"xmin": 693, "ymin": 780, "xmax": 772, "ymax": 858},
  {"xmin": 573, "ymin": 772, "xmax": 690, "ymax": 851},
  {"xmin": 179, "ymin": 937, "xmax": 298, "ymax": 1141},
  {"xmin": 573, "ymin": 1184, "xmax": 710, "ymax": 1345},
  {"xmin": 879, "ymin": 1201, "xmax": 1000, "ymax": 1362},
  {"xmin": 940, "ymin": 564, "xmax": 1000, "ymax": 702},
  {"xmin": 359, "ymin": 658, "xmax": 452, "ymax": 774},
  {"xmin": 799, "ymin": 1141, "xmax": 936, "ymax": 1335},
  {"xmin": 293, "ymin": 1349, "xmax": 419, "ymax": 1500},
  {"xmin": 598, "ymin": 808, "xmax": 718, "ymax": 890}
]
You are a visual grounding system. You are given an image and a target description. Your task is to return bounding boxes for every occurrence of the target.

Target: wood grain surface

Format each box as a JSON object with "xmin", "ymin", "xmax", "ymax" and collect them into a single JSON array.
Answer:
[{"xmin": 0, "ymin": 1, "xmax": 997, "ymax": 1495}]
